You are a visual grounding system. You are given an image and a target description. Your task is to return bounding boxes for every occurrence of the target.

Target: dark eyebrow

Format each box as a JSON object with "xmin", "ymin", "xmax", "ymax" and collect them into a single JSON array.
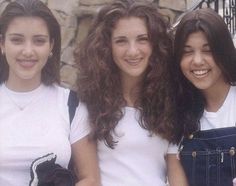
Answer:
[
  {"xmin": 113, "ymin": 34, "xmax": 148, "ymax": 40},
  {"xmin": 7, "ymin": 33, "xmax": 23, "ymax": 37},
  {"xmin": 112, "ymin": 36, "xmax": 126, "ymax": 40},
  {"xmin": 137, "ymin": 34, "xmax": 148, "ymax": 38},
  {"xmin": 33, "ymin": 35, "xmax": 49, "ymax": 38},
  {"xmin": 184, "ymin": 43, "xmax": 209, "ymax": 48},
  {"xmin": 183, "ymin": 45, "xmax": 192, "ymax": 48},
  {"xmin": 7, "ymin": 33, "xmax": 49, "ymax": 38}
]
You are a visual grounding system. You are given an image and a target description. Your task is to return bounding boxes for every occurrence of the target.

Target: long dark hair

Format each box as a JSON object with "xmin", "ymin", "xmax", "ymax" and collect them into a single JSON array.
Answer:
[
  {"xmin": 173, "ymin": 8, "xmax": 236, "ymax": 136},
  {"xmin": 76, "ymin": 0, "xmax": 178, "ymax": 148},
  {"xmin": 0, "ymin": 0, "xmax": 61, "ymax": 85}
]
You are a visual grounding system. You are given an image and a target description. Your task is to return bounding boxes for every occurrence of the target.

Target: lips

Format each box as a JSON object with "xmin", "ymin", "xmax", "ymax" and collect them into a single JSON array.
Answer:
[
  {"xmin": 125, "ymin": 58, "xmax": 142, "ymax": 66},
  {"xmin": 17, "ymin": 59, "xmax": 37, "ymax": 68},
  {"xmin": 192, "ymin": 69, "xmax": 209, "ymax": 78}
]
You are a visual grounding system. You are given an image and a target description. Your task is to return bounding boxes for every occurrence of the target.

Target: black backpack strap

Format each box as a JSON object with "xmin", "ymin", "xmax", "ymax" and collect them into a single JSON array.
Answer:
[
  {"xmin": 67, "ymin": 90, "xmax": 79, "ymax": 181},
  {"xmin": 68, "ymin": 90, "xmax": 79, "ymax": 124}
]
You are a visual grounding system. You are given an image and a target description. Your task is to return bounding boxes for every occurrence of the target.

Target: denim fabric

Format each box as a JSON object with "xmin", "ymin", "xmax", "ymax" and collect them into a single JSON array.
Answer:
[{"xmin": 180, "ymin": 127, "xmax": 236, "ymax": 186}]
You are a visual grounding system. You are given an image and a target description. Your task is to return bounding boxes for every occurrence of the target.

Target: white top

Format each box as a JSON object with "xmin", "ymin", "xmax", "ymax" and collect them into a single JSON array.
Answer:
[
  {"xmin": 0, "ymin": 84, "xmax": 90, "ymax": 186},
  {"xmin": 97, "ymin": 107, "xmax": 178, "ymax": 186},
  {"xmin": 200, "ymin": 86, "xmax": 236, "ymax": 130}
]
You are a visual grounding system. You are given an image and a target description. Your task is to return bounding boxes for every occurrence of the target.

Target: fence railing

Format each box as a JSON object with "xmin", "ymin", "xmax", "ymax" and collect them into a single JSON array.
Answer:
[{"xmin": 171, "ymin": 0, "xmax": 236, "ymax": 36}]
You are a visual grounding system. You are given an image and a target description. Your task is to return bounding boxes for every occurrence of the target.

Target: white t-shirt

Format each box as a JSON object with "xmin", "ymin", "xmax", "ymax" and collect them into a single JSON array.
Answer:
[
  {"xmin": 200, "ymin": 86, "xmax": 236, "ymax": 130},
  {"xmin": 0, "ymin": 84, "xmax": 90, "ymax": 186},
  {"xmin": 97, "ymin": 107, "xmax": 177, "ymax": 186}
]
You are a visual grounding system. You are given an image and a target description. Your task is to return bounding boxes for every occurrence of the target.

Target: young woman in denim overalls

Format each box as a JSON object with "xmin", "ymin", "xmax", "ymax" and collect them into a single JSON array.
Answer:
[{"xmin": 173, "ymin": 8, "xmax": 236, "ymax": 186}]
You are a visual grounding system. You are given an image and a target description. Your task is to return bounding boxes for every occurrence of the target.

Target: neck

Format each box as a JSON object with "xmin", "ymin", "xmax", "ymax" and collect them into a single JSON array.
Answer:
[
  {"xmin": 6, "ymin": 77, "xmax": 41, "ymax": 92},
  {"xmin": 121, "ymin": 76, "xmax": 142, "ymax": 107},
  {"xmin": 203, "ymin": 83, "xmax": 230, "ymax": 112}
]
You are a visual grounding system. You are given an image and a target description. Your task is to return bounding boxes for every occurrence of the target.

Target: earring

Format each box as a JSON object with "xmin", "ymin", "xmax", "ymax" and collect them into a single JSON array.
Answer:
[{"xmin": 49, "ymin": 52, "xmax": 53, "ymax": 58}]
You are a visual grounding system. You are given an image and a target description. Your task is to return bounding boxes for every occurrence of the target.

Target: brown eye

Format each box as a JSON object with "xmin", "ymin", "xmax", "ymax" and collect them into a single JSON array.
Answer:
[
  {"xmin": 115, "ymin": 39, "xmax": 126, "ymax": 44},
  {"xmin": 202, "ymin": 44, "xmax": 211, "ymax": 53},
  {"xmin": 183, "ymin": 49, "xmax": 193, "ymax": 55},
  {"xmin": 137, "ymin": 36, "xmax": 149, "ymax": 44},
  {"xmin": 34, "ymin": 38, "xmax": 47, "ymax": 46},
  {"xmin": 202, "ymin": 48, "xmax": 211, "ymax": 53},
  {"xmin": 10, "ymin": 37, "xmax": 23, "ymax": 44},
  {"xmin": 139, "ymin": 37, "xmax": 148, "ymax": 40}
]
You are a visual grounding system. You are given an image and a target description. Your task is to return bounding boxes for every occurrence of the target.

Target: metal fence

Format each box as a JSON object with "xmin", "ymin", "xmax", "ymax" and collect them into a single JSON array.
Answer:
[
  {"xmin": 198, "ymin": 0, "xmax": 236, "ymax": 35},
  {"xmin": 172, "ymin": 0, "xmax": 236, "ymax": 36}
]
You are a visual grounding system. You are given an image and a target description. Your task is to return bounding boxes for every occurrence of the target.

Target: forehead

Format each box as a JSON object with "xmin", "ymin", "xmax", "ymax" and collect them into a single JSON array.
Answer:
[
  {"xmin": 6, "ymin": 16, "xmax": 49, "ymax": 35},
  {"xmin": 112, "ymin": 17, "xmax": 147, "ymax": 37},
  {"xmin": 185, "ymin": 31, "xmax": 208, "ymax": 45}
]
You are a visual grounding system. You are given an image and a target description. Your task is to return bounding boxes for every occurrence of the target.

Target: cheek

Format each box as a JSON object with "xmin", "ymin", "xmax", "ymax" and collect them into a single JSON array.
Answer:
[
  {"xmin": 179, "ymin": 59, "xmax": 192, "ymax": 80},
  {"xmin": 112, "ymin": 47, "xmax": 123, "ymax": 61},
  {"xmin": 5, "ymin": 47, "xmax": 17, "ymax": 63},
  {"xmin": 146, "ymin": 48, "xmax": 152, "ymax": 59},
  {"xmin": 112, "ymin": 56, "xmax": 121, "ymax": 69},
  {"xmin": 39, "ymin": 48, "xmax": 51, "ymax": 58},
  {"xmin": 215, "ymin": 65, "xmax": 223, "ymax": 77},
  {"xmin": 4, "ymin": 44, "xmax": 15, "ymax": 55},
  {"xmin": 180, "ymin": 59, "xmax": 187, "ymax": 73},
  {"xmin": 141, "ymin": 44, "xmax": 152, "ymax": 57}
]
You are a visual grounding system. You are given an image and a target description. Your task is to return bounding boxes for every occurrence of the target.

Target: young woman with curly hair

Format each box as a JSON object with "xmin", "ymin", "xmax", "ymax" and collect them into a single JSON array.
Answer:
[{"xmin": 76, "ymin": 0, "xmax": 188, "ymax": 185}]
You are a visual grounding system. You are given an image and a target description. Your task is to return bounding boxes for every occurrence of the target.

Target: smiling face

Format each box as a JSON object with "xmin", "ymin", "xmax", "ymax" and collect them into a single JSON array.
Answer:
[
  {"xmin": 111, "ymin": 17, "xmax": 152, "ymax": 82},
  {"xmin": 0, "ymin": 16, "xmax": 53, "ymax": 91},
  {"xmin": 180, "ymin": 31, "xmax": 226, "ymax": 94}
]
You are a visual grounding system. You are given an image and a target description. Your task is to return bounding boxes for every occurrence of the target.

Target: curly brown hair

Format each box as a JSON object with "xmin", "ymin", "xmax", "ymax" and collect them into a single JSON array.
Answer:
[{"xmin": 76, "ymin": 0, "xmax": 180, "ymax": 148}]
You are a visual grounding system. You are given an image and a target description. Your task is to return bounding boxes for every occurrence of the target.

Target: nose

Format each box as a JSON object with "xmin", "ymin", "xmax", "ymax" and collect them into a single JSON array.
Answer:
[
  {"xmin": 22, "ymin": 42, "xmax": 34, "ymax": 57},
  {"xmin": 192, "ymin": 52, "xmax": 204, "ymax": 65},
  {"xmin": 126, "ymin": 41, "xmax": 139, "ymax": 57}
]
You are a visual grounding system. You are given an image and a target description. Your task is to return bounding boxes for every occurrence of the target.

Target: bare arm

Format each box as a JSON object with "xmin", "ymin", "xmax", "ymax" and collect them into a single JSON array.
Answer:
[
  {"xmin": 71, "ymin": 135, "xmax": 101, "ymax": 186},
  {"xmin": 167, "ymin": 154, "xmax": 189, "ymax": 186}
]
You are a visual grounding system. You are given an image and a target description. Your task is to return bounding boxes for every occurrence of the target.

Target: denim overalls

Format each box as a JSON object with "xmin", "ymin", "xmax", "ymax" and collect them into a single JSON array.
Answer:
[{"xmin": 179, "ymin": 127, "xmax": 236, "ymax": 186}]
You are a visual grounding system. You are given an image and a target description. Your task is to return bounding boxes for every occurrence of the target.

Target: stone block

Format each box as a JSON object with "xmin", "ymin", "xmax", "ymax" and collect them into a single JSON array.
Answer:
[
  {"xmin": 76, "ymin": 17, "xmax": 93, "ymax": 45},
  {"xmin": 159, "ymin": 0, "xmax": 186, "ymax": 11},
  {"xmin": 60, "ymin": 64, "xmax": 78, "ymax": 90},
  {"xmin": 80, "ymin": 0, "xmax": 113, "ymax": 6},
  {"xmin": 159, "ymin": 8, "xmax": 177, "ymax": 24},
  {"xmin": 0, "ymin": 1, "xmax": 9, "ymax": 15},
  {"xmin": 61, "ymin": 26, "xmax": 76, "ymax": 49},
  {"xmin": 75, "ymin": 5, "xmax": 101, "ymax": 17},
  {"xmin": 61, "ymin": 46, "xmax": 76, "ymax": 66},
  {"xmin": 48, "ymin": 0, "xmax": 78, "ymax": 14}
]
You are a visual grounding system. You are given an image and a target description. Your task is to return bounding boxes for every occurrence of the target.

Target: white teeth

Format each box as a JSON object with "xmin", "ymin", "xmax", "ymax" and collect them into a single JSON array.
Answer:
[
  {"xmin": 125, "ymin": 59, "xmax": 141, "ymax": 66},
  {"xmin": 127, "ymin": 59, "xmax": 140, "ymax": 63},
  {"xmin": 193, "ymin": 70, "xmax": 208, "ymax": 75}
]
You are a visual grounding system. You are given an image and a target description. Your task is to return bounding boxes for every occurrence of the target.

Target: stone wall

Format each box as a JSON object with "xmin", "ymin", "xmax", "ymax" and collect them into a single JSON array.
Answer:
[{"xmin": 0, "ymin": 0, "xmax": 198, "ymax": 90}]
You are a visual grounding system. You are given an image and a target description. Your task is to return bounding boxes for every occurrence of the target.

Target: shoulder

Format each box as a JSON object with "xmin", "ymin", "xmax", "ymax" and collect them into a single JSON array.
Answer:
[
  {"xmin": 70, "ymin": 101, "xmax": 90, "ymax": 143},
  {"xmin": 54, "ymin": 84, "xmax": 70, "ymax": 95},
  {"xmin": 42, "ymin": 84, "xmax": 71, "ymax": 109},
  {"xmin": 231, "ymin": 85, "xmax": 236, "ymax": 93},
  {"xmin": 51, "ymin": 84, "xmax": 70, "ymax": 101},
  {"xmin": 227, "ymin": 85, "xmax": 236, "ymax": 101},
  {"xmin": 43, "ymin": 84, "xmax": 70, "ymax": 95},
  {"xmin": 74, "ymin": 101, "xmax": 88, "ymax": 118}
]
